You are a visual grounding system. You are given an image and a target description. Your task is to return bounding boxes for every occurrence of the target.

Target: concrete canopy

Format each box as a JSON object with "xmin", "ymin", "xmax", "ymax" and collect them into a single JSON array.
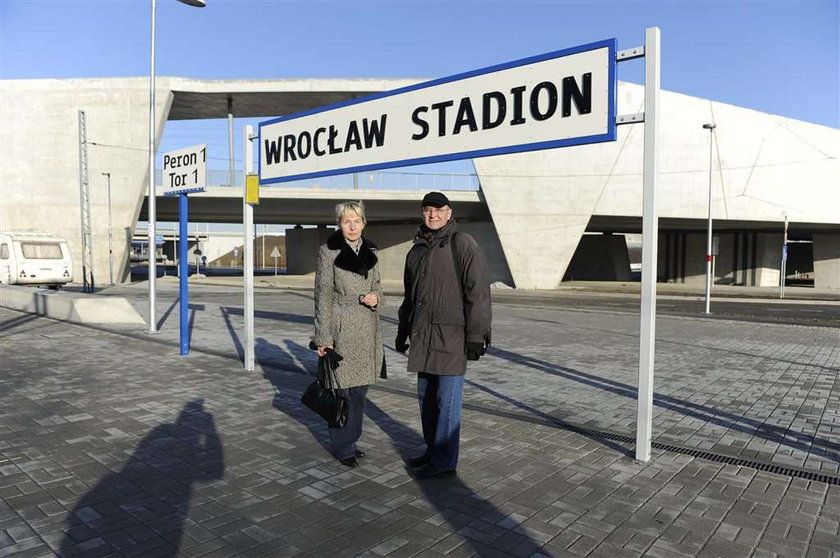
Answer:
[{"xmin": 1, "ymin": 76, "xmax": 838, "ymax": 290}]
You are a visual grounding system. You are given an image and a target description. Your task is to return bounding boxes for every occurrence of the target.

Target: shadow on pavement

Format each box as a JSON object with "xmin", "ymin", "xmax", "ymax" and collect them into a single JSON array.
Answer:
[
  {"xmin": 58, "ymin": 399, "xmax": 224, "ymax": 557},
  {"xmin": 365, "ymin": 399, "xmax": 546, "ymax": 556},
  {"xmin": 220, "ymin": 306, "xmax": 244, "ymax": 362},
  {"xmin": 223, "ymin": 306, "xmax": 313, "ymax": 325},
  {"xmin": 488, "ymin": 346, "xmax": 840, "ymax": 462},
  {"xmin": 155, "ymin": 296, "xmax": 179, "ymax": 331},
  {"xmin": 0, "ymin": 311, "xmax": 40, "ymax": 332},
  {"xmin": 465, "ymin": 378, "xmax": 634, "ymax": 458},
  {"xmin": 261, "ymin": 341, "xmax": 333, "ymax": 457}
]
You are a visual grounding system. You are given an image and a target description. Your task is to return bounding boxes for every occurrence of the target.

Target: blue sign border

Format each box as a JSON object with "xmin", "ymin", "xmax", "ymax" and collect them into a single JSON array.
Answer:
[{"xmin": 259, "ymin": 38, "xmax": 617, "ymax": 185}]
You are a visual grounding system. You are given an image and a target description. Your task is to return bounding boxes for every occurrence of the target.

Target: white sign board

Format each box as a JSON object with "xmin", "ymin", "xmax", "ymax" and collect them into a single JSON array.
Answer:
[
  {"xmin": 260, "ymin": 39, "xmax": 616, "ymax": 183},
  {"xmin": 162, "ymin": 144, "xmax": 207, "ymax": 196}
]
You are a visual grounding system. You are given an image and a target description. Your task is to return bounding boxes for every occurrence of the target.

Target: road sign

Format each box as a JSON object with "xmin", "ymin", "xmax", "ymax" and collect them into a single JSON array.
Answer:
[
  {"xmin": 270, "ymin": 246, "xmax": 281, "ymax": 275},
  {"xmin": 162, "ymin": 144, "xmax": 207, "ymax": 196},
  {"xmin": 246, "ymin": 174, "xmax": 260, "ymax": 204},
  {"xmin": 259, "ymin": 39, "xmax": 616, "ymax": 184}
]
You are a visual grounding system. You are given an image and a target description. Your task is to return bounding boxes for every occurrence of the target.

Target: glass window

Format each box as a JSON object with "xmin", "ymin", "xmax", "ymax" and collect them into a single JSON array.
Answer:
[
  {"xmin": 0, "ymin": 244, "xmax": 8, "ymax": 259},
  {"xmin": 21, "ymin": 243, "xmax": 63, "ymax": 259}
]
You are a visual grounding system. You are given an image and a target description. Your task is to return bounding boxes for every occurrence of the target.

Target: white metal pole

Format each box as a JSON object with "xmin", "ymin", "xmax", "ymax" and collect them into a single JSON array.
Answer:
[
  {"xmin": 148, "ymin": 0, "xmax": 158, "ymax": 333},
  {"xmin": 703, "ymin": 123, "xmax": 716, "ymax": 314},
  {"xmin": 104, "ymin": 172, "xmax": 114, "ymax": 285},
  {"xmin": 636, "ymin": 26, "xmax": 660, "ymax": 463},
  {"xmin": 244, "ymin": 125, "xmax": 255, "ymax": 371},
  {"xmin": 780, "ymin": 215, "xmax": 788, "ymax": 299}
]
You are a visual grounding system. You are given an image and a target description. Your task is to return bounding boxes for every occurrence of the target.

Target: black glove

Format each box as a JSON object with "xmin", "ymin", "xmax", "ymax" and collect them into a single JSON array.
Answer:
[
  {"xmin": 466, "ymin": 341, "xmax": 485, "ymax": 361},
  {"xmin": 395, "ymin": 333, "xmax": 409, "ymax": 354}
]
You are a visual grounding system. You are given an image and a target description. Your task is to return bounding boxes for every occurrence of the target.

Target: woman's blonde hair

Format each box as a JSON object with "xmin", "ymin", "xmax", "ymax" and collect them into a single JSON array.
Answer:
[{"xmin": 335, "ymin": 200, "xmax": 366, "ymax": 225}]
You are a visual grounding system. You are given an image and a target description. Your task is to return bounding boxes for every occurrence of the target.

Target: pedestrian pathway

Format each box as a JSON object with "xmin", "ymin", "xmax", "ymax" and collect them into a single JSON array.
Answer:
[{"xmin": 0, "ymin": 282, "xmax": 838, "ymax": 557}]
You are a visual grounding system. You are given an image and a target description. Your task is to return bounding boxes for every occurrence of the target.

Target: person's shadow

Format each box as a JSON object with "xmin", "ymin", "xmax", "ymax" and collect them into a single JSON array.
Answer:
[
  {"xmin": 365, "ymin": 399, "xmax": 546, "ymax": 556},
  {"xmin": 256, "ymin": 338, "xmax": 337, "ymax": 457},
  {"xmin": 57, "ymin": 399, "xmax": 224, "ymax": 557}
]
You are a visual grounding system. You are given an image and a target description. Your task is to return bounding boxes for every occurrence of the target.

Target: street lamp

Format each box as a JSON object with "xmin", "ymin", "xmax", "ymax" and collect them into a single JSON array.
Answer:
[
  {"xmin": 148, "ymin": 0, "xmax": 206, "ymax": 334},
  {"xmin": 702, "ymin": 122, "xmax": 716, "ymax": 314},
  {"xmin": 102, "ymin": 172, "xmax": 114, "ymax": 286}
]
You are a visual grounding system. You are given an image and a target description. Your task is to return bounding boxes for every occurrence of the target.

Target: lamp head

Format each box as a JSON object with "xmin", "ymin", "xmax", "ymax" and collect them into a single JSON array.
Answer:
[
  {"xmin": 177, "ymin": 0, "xmax": 206, "ymax": 6},
  {"xmin": 702, "ymin": 123, "xmax": 716, "ymax": 130}
]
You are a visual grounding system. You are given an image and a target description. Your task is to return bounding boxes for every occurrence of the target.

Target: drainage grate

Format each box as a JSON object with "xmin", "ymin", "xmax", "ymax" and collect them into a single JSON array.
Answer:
[{"xmin": 372, "ymin": 384, "xmax": 840, "ymax": 487}]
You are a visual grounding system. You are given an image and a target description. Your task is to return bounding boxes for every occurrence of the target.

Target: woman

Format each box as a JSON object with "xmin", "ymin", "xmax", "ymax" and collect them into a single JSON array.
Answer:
[{"xmin": 313, "ymin": 201, "xmax": 386, "ymax": 467}]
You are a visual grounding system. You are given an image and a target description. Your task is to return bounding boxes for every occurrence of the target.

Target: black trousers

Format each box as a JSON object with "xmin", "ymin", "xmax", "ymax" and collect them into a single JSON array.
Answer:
[{"xmin": 328, "ymin": 384, "xmax": 369, "ymax": 460}]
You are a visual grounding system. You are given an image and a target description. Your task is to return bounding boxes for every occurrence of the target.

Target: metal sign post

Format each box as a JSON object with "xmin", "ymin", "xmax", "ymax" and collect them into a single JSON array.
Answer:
[
  {"xmin": 244, "ymin": 125, "xmax": 256, "ymax": 371},
  {"xmin": 635, "ymin": 27, "xmax": 660, "ymax": 462},
  {"xmin": 271, "ymin": 246, "xmax": 281, "ymax": 275},
  {"xmin": 780, "ymin": 215, "xmax": 789, "ymax": 299},
  {"xmin": 162, "ymin": 144, "xmax": 206, "ymax": 356},
  {"xmin": 178, "ymin": 193, "xmax": 189, "ymax": 355}
]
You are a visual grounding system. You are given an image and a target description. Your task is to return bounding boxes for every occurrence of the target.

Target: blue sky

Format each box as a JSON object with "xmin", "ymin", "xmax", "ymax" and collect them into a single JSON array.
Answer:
[{"xmin": 2, "ymin": 0, "xmax": 838, "ymax": 180}]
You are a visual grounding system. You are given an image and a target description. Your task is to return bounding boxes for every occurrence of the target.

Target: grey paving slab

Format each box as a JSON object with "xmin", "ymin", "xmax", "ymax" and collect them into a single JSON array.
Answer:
[{"xmin": 1, "ymin": 283, "xmax": 838, "ymax": 557}]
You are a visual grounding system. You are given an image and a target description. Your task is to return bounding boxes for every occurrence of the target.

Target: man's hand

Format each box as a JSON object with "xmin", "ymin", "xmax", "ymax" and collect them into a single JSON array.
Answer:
[
  {"xmin": 466, "ymin": 341, "xmax": 485, "ymax": 361},
  {"xmin": 395, "ymin": 333, "xmax": 409, "ymax": 354}
]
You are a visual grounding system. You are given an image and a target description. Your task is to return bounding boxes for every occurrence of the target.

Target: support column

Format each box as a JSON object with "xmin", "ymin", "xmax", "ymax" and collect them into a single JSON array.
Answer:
[{"xmin": 813, "ymin": 234, "xmax": 840, "ymax": 289}]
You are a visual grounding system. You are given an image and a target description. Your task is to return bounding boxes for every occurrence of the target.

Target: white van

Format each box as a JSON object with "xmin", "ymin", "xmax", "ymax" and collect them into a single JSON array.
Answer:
[{"xmin": 0, "ymin": 232, "xmax": 73, "ymax": 288}]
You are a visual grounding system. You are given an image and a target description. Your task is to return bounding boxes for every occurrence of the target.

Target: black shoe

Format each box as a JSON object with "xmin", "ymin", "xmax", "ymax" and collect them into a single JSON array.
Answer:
[
  {"xmin": 406, "ymin": 454, "xmax": 430, "ymax": 468},
  {"xmin": 411, "ymin": 464, "xmax": 456, "ymax": 478},
  {"xmin": 339, "ymin": 456, "xmax": 359, "ymax": 468},
  {"xmin": 354, "ymin": 450, "xmax": 366, "ymax": 459}
]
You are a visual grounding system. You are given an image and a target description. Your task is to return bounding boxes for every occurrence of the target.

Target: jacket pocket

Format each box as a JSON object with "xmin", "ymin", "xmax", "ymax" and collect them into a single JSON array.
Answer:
[{"xmin": 429, "ymin": 307, "xmax": 465, "ymax": 353}]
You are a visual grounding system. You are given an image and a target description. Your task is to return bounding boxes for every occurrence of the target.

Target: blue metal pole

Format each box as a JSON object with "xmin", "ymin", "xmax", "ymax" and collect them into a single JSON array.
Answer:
[{"xmin": 179, "ymin": 193, "xmax": 189, "ymax": 355}]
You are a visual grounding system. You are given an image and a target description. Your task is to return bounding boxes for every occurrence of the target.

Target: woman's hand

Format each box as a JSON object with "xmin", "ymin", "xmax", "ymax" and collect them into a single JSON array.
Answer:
[
  {"xmin": 359, "ymin": 292, "xmax": 379, "ymax": 308},
  {"xmin": 317, "ymin": 344, "xmax": 333, "ymax": 357}
]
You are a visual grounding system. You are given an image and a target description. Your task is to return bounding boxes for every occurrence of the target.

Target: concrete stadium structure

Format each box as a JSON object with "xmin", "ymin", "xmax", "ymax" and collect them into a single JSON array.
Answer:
[{"xmin": 1, "ymin": 77, "xmax": 838, "ymax": 290}]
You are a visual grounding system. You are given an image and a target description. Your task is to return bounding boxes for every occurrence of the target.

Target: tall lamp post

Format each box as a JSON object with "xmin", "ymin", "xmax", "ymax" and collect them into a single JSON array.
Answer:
[
  {"xmin": 102, "ymin": 172, "xmax": 114, "ymax": 286},
  {"xmin": 148, "ymin": 0, "xmax": 206, "ymax": 334},
  {"xmin": 702, "ymin": 122, "xmax": 716, "ymax": 314}
]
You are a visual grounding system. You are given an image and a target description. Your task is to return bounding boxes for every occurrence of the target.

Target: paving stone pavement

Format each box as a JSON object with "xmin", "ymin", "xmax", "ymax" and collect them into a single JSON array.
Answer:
[{"xmin": 0, "ymin": 282, "xmax": 838, "ymax": 557}]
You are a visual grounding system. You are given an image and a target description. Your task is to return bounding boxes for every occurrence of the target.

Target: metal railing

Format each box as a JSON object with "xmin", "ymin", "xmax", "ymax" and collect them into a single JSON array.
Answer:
[{"xmin": 156, "ymin": 169, "xmax": 480, "ymax": 191}]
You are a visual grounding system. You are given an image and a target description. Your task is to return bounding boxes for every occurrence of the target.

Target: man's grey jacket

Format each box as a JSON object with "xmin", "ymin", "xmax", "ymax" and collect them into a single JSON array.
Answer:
[{"xmin": 398, "ymin": 218, "xmax": 492, "ymax": 375}]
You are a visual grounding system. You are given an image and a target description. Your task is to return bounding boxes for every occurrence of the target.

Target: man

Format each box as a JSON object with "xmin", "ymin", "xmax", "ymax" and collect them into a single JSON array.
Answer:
[{"xmin": 396, "ymin": 191, "xmax": 492, "ymax": 478}]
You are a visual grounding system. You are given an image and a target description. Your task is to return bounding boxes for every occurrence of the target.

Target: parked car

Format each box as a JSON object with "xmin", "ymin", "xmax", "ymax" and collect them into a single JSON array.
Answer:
[{"xmin": 0, "ymin": 232, "xmax": 72, "ymax": 289}]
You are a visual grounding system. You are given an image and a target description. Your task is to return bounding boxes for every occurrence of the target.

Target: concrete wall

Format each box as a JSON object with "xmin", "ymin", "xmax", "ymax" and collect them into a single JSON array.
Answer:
[
  {"xmin": 3, "ymin": 77, "xmax": 838, "ymax": 291},
  {"xmin": 814, "ymin": 234, "xmax": 840, "ymax": 289},
  {"xmin": 285, "ymin": 226, "xmax": 332, "ymax": 275},
  {"xmin": 1, "ymin": 78, "xmax": 174, "ymax": 286},
  {"xmin": 474, "ymin": 83, "xmax": 839, "ymax": 288},
  {"xmin": 755, "ymin": 234, "xmax": 783, "ymax": 287}
]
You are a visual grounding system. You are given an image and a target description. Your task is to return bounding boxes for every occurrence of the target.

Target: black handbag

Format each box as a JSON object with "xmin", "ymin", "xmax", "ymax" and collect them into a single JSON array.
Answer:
[{"xmin": 301, "ymin": 349, "xmax": 348, "ymax": 429}]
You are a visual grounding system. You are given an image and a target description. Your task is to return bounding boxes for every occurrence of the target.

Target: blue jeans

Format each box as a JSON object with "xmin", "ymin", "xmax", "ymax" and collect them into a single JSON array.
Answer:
[
  {"xmin": 417, "ymin": 373, "xmax": 464, "ymax": 470},
  {"xmin": 328, "ymin": 385, "xmax": 369, "ymax": 460}
]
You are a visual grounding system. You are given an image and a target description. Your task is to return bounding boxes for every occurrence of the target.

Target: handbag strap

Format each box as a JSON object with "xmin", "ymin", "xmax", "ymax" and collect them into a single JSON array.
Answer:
[{"xmin": 320, "ymin": 351, "xmax": 343, "ymax": 391}]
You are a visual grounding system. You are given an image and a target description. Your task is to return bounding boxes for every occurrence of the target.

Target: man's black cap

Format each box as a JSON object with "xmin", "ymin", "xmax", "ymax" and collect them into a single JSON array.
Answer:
[{"xmin": 421, "ymin": 191, "xmax": 450, "ymax": 208}]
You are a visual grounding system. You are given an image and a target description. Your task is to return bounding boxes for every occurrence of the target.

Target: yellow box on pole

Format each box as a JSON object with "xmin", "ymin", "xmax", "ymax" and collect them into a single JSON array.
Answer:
[{"xmin": 246, "ymin": 174, "xmax": 260, "ymax": 205}]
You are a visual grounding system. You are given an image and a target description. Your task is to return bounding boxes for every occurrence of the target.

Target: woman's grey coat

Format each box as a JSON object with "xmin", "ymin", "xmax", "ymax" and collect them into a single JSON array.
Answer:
[
  {"xmin": 314, "ymin": 230, "xmax": 385, "ymax": 389},
  {"xmin": 397, "ymin": 218, "xmax": 492, "ymax": 375}
]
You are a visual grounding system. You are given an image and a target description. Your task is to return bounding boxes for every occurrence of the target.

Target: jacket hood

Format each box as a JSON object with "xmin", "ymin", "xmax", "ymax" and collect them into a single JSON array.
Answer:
[{"xmin": 327, "ymin": 229, "xmax": 378, "ymax": 277}]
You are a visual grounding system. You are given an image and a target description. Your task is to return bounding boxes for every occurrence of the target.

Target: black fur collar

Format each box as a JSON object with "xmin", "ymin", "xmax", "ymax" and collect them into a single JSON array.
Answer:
[{"xmin": 327, "ymin": 229, "xmax": 378, "ymax": 277}]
